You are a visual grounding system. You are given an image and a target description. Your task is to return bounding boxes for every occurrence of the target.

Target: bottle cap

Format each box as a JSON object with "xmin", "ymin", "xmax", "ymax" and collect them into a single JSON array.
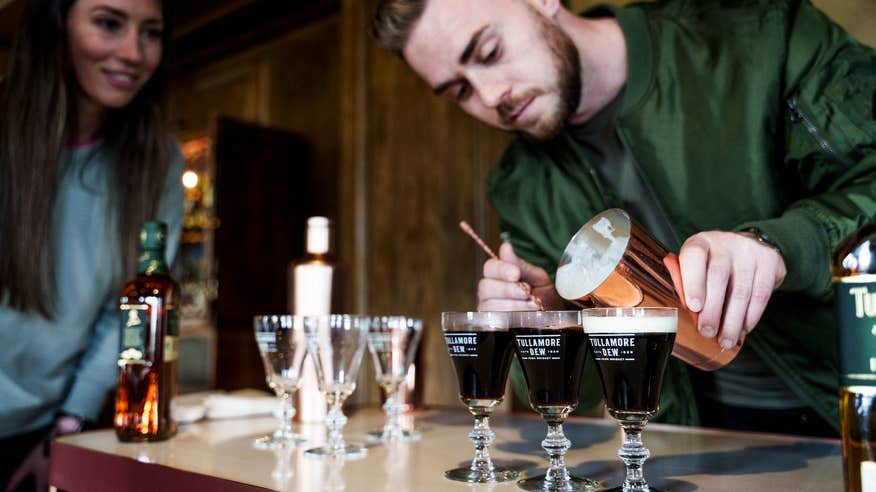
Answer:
[
  {"xmin": 306, "ymin": 217, "xmax": 330, "ymax": 254},
  {"xmin": 140, "ymin": 221, "xmax": 168, "ymax": 250}
]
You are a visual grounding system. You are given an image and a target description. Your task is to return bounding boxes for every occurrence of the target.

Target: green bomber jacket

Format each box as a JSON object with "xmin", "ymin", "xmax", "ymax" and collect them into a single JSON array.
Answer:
[{"xmin": 488, "ymin": 0, "xmax": 876, "ymax": 431}]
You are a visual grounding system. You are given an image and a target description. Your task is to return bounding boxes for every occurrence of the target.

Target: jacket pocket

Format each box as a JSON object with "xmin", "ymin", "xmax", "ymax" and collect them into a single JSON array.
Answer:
[{"xmin": 786, "ymin": 97, "xmax": 856, "ymax": 169}]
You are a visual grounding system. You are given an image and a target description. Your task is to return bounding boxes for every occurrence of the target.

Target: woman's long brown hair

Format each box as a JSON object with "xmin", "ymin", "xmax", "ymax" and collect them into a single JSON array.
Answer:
[{"xmin": 0, "ymin": 0, "xmax": 174, "ymax": 318}]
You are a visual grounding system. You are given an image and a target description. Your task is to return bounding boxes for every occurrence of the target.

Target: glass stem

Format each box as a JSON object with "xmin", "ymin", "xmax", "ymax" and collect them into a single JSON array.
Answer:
[
  {"xmin": 618, "ymin": 422, "xmax": 651, "ymax": 492},
  {"xmin": 325, "ymin": 403, "xmax": 348, "ymax": 454},
  {"xmin": 275, "ymin": 394, "xmax": 295, "ymax": 442},
  {"xmin": 382, "ymin": 386, "xmax": 403, "ymax": 440},
  {"xmin": 469, "ymin": 412, "xmax": 497, "ymax": 480},
  {"xmin": 542, "ymin": 421, "xmax": 572, "ymax": 488}
]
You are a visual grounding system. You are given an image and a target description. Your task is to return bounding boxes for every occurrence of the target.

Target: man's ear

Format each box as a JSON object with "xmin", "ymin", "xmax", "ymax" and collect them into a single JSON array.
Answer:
[{"xmin": 525, "ymin": 0, "xmax": 562, "ymax": 18}]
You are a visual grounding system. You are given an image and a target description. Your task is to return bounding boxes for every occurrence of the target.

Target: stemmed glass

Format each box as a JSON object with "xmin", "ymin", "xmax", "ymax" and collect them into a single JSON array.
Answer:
[
  {"xmin": 303, "ymin": 314, "xmax": 370, "ymax": 459},
  {"xmin": 253, "ymin": 315, "xmax": 308, "ymax": 449},
  {"xmin": 441, "ymin": 311, "xmax": 519, "ymax": 483},
  {"xmin": 580, "ymin": 307, "xmax": 677, "ymax": 492},
  {"xmin": 367, "ymin": 316, "xmax": 423, "ymax": 442},
  {"xmin": 510, "ymin": 311, "xmax": 600, "ymax": 492}
]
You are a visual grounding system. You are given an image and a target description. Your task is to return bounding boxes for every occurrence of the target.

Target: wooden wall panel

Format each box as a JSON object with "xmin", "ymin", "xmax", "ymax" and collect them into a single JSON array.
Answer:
[
  {"xmin": 169, "ymin": 13, "xmax": 342, "ymax": 392},
  {"xmin": 171, "ymin": 15, "xmax": 341, "ymax": 220},
  {"xmin": 342, "ymin": 0, "xmax": 513, "ymax": 408}
]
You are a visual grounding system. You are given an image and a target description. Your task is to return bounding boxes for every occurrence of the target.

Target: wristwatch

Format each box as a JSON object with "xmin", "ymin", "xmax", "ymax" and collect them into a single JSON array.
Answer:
[{"xmin": 740, "ymin": 227, "xmax": 784, "ymax": 257}]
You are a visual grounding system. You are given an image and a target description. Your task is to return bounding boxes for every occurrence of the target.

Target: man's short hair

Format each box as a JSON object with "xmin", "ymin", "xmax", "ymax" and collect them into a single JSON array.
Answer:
[{"xmin": 372, "ymin": 0, "xmax": 428, "ymax": 55}]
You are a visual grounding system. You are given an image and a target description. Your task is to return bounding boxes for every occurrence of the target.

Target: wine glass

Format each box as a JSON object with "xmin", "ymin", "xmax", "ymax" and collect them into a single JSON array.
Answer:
[
  {"xmin": 367, "ymin": 315, "xmax": 423, "ymax": 442},
  {"xmin": 510, "ymin": 310, "xmax": 600, "ymax": 492},
  {"xmin": 303, "ymin": 314, "xmax": 370, "ymax": 459},
  {"xmin": 441, "ymin": 311, "xmax": 519, "ymax": 483},
  {"xmin": 253, "ymin": 315, "xmax": 308, "ymax": 449},
  {"xmin": 580, "ymin": 307, "xmax": 677, "ymax": 492}
]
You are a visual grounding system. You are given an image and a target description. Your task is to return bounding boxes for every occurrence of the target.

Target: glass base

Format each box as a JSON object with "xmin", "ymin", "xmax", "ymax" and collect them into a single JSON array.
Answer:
[
  {"xmin": 367, "ymin": 428, "xmax": 421, "ymax": 442},
  {"xmin": 517, "ymin": 474, "xmax": 600, "ymax": 492},
  {"xmin": 444, "ymin": 467, "xmax": 519, "ymax": 483},
  {"xmin": 253, "ymin": 434, "xmax": 307, "ymax": 450},
  {"xmin": 304, "ymin": 444, "xmax": 367, "ymax": 460},
  {"xmin": 602, "ymin": 487, "xmax": 666, "ymax": 492}
]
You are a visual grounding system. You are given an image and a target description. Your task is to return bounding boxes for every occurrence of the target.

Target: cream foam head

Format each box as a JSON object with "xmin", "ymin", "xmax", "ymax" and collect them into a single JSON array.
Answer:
[
  {"xmin": 581, "ymin": 308, "xmax": 677, "ymax": 334},
  {"xmin": 555, "ymin": 209, "xmax": 631, "ymax": 300}
]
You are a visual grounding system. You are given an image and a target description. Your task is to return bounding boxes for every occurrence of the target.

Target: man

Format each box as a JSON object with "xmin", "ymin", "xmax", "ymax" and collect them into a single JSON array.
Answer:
[{"xmin": 373, "ymin": 0, "xmax": 876, "ymax": 436}]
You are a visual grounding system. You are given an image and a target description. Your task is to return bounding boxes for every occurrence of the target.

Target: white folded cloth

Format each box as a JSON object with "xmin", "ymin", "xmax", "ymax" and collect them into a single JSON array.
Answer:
[{"xmin": 174, "ymin": 389, "xmax": 277, "ymax": 423}]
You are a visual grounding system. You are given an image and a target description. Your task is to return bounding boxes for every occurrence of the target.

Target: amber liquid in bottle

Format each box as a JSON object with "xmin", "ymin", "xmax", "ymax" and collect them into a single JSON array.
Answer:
[
  {"xmin": 833, "ymin": 222, "xmax": 876, "ymax": 492},
  {"xmin": 114, "ymin": 222, "xmax": 180, "ymax": 442}
]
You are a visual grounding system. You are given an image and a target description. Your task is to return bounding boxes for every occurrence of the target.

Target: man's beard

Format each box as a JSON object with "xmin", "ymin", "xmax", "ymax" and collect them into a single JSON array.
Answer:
[
  {"xmin": 504, "ymin": 13, "xmax": 582, "ymax": 140},
  {"xmin": 542, "ymin": 18, "xmax": 582, "ymax": 139}
]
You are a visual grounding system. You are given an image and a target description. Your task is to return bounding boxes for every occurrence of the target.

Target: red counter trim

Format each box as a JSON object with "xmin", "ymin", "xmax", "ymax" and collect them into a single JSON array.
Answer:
[{"xmin": 50, "ymin": 441, "xmax": 274, "ymax": 492}]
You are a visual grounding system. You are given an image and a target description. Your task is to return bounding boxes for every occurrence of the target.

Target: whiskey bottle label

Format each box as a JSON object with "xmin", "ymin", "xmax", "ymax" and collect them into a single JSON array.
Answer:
[
  {"xmin": 164, "ymin": 336, "xmax": 179, "ymax": 362},
  {"xmin": 167, "ymin": 307, "xmax": 179, "ymax": 336},
  {"xmin": 119, "ymin": 303, "xmax": 148, "ymax": 366},
  {"xmin": 163, "ymin": 306, "xmax": 180, "ymax": 362},
  {"xmin": 835, "ymin": 277, "xmax": 876, "ymax": 388}
]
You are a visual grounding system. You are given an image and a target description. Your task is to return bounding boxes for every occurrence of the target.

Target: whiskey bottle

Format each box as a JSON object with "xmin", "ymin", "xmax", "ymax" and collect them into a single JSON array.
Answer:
[
  {"xmin": 114, "ymin": 221, "xmax": 180, "ymax": 441},
  {"xmin": 288, "ymin": 217, "xmax": 337, "ymax": 423},
  {"xmin": 833, "ymin": 221, "xmax": 876, "ymax": 492}
]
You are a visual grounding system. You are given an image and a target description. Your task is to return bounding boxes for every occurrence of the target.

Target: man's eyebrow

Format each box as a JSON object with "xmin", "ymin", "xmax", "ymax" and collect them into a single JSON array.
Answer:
[{"xmin": 459, "ymin": 25, "xmax": 489, "ymax": 65}]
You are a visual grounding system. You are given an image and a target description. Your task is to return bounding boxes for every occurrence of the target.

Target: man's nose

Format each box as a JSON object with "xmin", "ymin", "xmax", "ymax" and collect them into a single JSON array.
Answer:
[
  {"xmin": 116, "ymin": 28, "xmax": 144, "ymax": 64},
  {"xmin": 469, "ymin": 72, "xmax": 508, "ymax": 108}
]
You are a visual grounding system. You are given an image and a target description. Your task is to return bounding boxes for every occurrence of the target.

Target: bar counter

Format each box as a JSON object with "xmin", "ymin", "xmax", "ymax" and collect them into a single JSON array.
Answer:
[{"xmin": 50, "ymin": 407, "xmax": 842, "ymax": 491}]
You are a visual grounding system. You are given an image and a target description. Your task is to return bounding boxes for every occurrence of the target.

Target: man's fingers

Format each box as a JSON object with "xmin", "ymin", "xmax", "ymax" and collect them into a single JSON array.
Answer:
[
  {"xmin": 698, "ymin": 254, "xmax": 731, "ymax": 339},
  {"xmin": 483, "ymin": 257, "xmax": 520, "ymax": 282},
  {"xmin": 498, "ymin": 242, "xmax": 551, "ymax": 285},
  {"xmin": 477, "ymin": 298, "xmax": 540, "ymax": 312},
  {"xmin": 743, "ymin": 265, "xmax": 776, "ymax": 333},
  {"xmin": 679, "ymin": 236, "xmax": 709, "ymax": 312},
  {"xmin": 477, "ymin": 278, "xmax": 531, "ymax": 302},
  {"xmin": 718, "ymin": 265, "xmax": 754, "ymax": 349}
]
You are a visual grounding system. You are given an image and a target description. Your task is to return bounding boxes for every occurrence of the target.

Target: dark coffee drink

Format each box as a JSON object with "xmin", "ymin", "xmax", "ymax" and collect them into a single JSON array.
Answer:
[
  {"xmin": 445, "ymin": 330, "xmax": 515, "ymax": 402},
  {"xmin": 511, "ymin": 326, "xmax": 587, "ymax": 411},
  {"xmin": 585, "ymin": 319, "xmax": 675, "ymax": 415}
]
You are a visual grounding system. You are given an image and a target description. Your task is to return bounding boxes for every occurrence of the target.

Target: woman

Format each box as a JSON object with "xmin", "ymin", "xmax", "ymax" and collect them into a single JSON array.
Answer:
[{"xmin": 0, "ymin": 0, "xmax": 182, "ymax": 489}]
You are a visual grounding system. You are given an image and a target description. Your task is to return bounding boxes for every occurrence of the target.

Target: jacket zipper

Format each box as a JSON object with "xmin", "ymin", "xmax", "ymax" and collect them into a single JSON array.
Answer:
[
  {"xmin": 786, "ymin": 98, "xmax": 855, "ymax": 168},
  {"xmin": 614, "ymin": 128, "xmax": 682, "ymax": 250}
]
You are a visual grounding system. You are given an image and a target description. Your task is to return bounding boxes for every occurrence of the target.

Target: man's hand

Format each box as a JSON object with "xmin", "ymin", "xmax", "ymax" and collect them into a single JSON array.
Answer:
[
  {"xmin": 678, "ymin": 231, "xmax": 787, "ymax": 350},
  {"xmin": 477, "ymin": 242, "xmax": 565, "ymax": 311}
]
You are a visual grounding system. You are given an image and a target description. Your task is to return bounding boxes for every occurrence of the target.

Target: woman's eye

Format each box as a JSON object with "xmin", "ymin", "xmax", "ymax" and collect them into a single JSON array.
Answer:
[
  {"xmin": 143, "ymin": 27, "xmax": 163, "ymax": 42},
  {"xmin": 94, "ymin": 17, "xmax": 122, "ymax": 32}
]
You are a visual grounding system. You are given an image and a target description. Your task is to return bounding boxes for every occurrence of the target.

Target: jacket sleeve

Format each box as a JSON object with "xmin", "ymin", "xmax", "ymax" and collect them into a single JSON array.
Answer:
[
  {"xmin": 60, "ymin": 144, "xmax": 185, "ymax": 420},
  {"xmin": 737, "ymin": 0, "xmax": 876, "ymax": 299}
]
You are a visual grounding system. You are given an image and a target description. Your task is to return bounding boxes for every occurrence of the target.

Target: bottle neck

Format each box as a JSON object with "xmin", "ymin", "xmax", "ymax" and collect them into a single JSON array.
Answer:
[
  {"xmin": 138, "ymin": 247, "xmax": 168, "ymax": 275},
  {"xmin": 306, "ymin": 226, "xmax": 330, "ymax": 255}
]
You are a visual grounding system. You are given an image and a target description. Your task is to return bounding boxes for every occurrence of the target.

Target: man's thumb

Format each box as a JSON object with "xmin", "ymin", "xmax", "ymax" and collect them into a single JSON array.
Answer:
[{"xmin": 498, "ymin": 242, "xmax": 546, "ymax": 283}]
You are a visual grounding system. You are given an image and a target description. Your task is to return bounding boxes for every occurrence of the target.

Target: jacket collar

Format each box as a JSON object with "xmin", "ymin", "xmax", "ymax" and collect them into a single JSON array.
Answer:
[{"xmin": 582, "ymin": 4, "xmax": 654, "ymax": 120}]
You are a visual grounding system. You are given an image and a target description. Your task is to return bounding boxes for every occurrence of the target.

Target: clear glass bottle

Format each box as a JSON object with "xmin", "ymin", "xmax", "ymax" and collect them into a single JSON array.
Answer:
[
  {"xmin": 114, "ymin": 221, "xmax": 179, "ymax": 441},
  {"xmin": 833, "ymin": 221, "xmax": 876, "ymax": 492}
]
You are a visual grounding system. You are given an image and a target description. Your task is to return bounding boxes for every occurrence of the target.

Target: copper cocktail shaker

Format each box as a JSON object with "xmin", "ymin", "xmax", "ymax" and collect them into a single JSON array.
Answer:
[{"xmin": 555, "ymin": 208, "xmax": 740, "ymax": 370}]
